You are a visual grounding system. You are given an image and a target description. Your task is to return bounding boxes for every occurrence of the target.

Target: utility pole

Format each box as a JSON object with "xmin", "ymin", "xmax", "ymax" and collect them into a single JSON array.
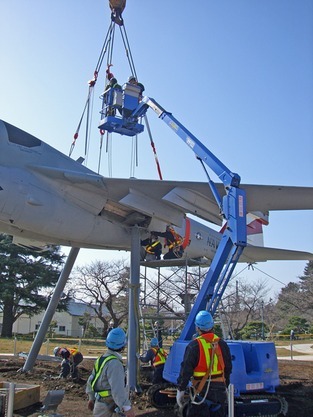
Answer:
[{"xmin": 261, "ymin": 300, "xmax": 264, "ymax": 340}]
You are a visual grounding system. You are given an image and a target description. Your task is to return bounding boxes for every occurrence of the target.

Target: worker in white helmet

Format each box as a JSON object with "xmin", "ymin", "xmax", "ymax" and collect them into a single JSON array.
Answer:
[{"xmin": 54, "ymin": 346, "xmax": 83, "ymax": 380}]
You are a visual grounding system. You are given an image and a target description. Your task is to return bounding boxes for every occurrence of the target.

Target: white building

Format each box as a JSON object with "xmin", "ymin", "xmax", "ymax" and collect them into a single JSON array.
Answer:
[{"xmin": 0, "ymin": 300, "xmax": 107, "ymax": 337}]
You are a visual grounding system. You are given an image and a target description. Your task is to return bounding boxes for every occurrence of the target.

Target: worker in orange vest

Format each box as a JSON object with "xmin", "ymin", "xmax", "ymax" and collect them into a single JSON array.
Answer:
[
  {"xmin": 54, "ymin": 346, "xmax": 83, "ymax": 380},
  {"xmin": 152, "ymin": 225, "xmax": 184, "ymax": 259},
  {"xmin": 176, "ymin": 311, "xmax": 232, "ymax": 417},
  {"xmin": 137, "ymin": 338, "xmax": 167, "ymax": 383}
]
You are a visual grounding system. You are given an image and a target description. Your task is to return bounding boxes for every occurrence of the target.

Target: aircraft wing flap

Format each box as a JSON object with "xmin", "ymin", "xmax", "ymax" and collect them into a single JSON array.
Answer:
[
  {"xmin": 12, "ymin": 236, "xmax": 50, "ymax": 252},
  {"xmin": 163, "ymin": 187, "xmax": 222, "ymax": 225},
  {"xmin": 119, "ymin": 188, "xmax": 185, "ymax": 226}
]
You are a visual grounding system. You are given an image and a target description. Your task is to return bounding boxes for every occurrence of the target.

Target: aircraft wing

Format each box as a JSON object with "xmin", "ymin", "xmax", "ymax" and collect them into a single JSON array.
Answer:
[
  {"xmin": 141, "ymin": 246, "xmax": 313, "ymax": 268},
  {"xmin": 102, "ymin": 179, "xmax": 313, "ymax": 227},
  {"xmin": 240, "ymin": 246, "xmax": 313, "ymax": 263},
  {"xmin": 1, "ymin": 119, "xmax": 313, "ymax": 229},
  {"xmin": 25, "ymin": 167, "xmax": 313, "ymax": 228},
  {"xmin": 1, "ymin": 120, "xmax": 312, "ymax": 256}
]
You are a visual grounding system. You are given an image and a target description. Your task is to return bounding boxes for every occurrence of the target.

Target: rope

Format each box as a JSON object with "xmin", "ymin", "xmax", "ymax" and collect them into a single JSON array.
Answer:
[
  {"xmin": 69, "ymin": 22, "xmax": 115, "ymax": 157},
  {"xmin": 144, "ymin": 115, "xmax": 163, "ymax": 180},
  {"xmin": 105, "ymin": 132, "xmax": 113, "ymax": 177},
  {"xmin": 190, "ymin": 342, "xmax": 218, "ymax": 405},
  {"xmin": 97, "ymin": 130, "xmax": 104, "ymax": 174},
  {"xmin": 130, "ymin": 135, "xmax": 138, "ymax": 177}
]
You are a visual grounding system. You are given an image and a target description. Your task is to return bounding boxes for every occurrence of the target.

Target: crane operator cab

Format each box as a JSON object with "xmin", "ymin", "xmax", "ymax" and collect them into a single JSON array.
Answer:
[{"xmin": 98, "ymin": 76, "xmax": 146, "ymax": 137}]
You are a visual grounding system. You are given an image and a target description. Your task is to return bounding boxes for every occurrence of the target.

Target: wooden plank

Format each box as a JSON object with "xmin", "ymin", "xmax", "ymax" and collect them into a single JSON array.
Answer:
[{"xmin": 0, "ymin": 382, "xmax": 40, "ymax": 410}]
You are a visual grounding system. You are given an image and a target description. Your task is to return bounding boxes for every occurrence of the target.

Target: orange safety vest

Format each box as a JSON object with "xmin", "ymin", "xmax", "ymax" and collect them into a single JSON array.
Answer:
[
  {"xmin": 68, "ymin": 347, "xmax": 79, "ymax": 357},
  {"xmin": 193, "ymin": 333, "xmax": 225, "ymax": 378},
  {"xmin": 151, "ymin": 347, "xmax": 167, "ymax": 367}
]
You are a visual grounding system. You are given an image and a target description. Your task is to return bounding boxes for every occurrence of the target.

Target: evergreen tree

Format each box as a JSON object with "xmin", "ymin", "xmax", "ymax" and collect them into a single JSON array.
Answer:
[
  {"xmin": 274, "ymin": 261, "xmax": 313, "ymax": 329},
  {"xmin": 298, "ymin": 260, "xmax": 313, "ymax": 312},
  {"xmin": 0, "ymin": 234, "xmax": 64, "ymax": 337}
]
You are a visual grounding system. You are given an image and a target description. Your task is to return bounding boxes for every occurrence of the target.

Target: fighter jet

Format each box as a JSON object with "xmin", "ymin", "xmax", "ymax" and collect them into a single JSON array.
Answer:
[{"xmin": 0, "ymin": 118, "xmax": 312, "ymax": 264}]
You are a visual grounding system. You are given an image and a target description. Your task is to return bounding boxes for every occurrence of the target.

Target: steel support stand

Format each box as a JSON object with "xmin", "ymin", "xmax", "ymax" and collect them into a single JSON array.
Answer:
[
  {"xmin": 127, "ymin": 226, "xmax": 141, "ymax": 392},
  {"xmin": 22, "ymin": 247, "xmax": 80, "ymax": 372}
]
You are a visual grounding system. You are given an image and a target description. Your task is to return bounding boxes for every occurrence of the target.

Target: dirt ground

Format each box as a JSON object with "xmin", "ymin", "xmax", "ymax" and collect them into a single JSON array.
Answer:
[{"xmin": 0, "ymin": 356, "xmax": 312, "ymax": 417}]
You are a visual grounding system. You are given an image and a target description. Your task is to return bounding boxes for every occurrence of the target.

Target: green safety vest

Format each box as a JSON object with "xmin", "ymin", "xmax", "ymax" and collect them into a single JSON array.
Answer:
[{"xmin": 91, "ymin": 354, "xmax": 118, "ymax": 397}]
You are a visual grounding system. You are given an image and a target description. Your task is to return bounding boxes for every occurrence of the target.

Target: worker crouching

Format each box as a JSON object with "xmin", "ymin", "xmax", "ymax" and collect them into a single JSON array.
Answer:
[
  {"xmin": 54, "ymin": 346, "xmax": 83, "ymax": 380},
  {"xmin": 137, "ymin": 337, "xmax": 167, "ymax": 384}
]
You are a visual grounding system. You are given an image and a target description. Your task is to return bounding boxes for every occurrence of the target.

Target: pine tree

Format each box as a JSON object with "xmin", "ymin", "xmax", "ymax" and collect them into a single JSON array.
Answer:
[{"xmin": 0, "ymin": 234, "xmax": 64, "ymax": 337}]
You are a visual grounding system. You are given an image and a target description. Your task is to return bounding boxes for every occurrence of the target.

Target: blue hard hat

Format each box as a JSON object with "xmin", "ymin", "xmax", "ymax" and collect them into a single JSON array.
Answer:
[
  {"xmin": 150, "ymin": 337, "xmax": 159, "ymax": 347},
  {"xmin": 106, "ymin": 328, "xmax": 126, "ymax": 350},
  {"xmin": 195, "ymin": 310, "xmax": 214, "ymax": 331}
]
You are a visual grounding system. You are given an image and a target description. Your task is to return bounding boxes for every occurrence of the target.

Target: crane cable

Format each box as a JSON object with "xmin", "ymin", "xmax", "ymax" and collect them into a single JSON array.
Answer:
[
  {"xmin": 69, "ymin": 21, "xmax": 115, "ymax": 158},
  {"xmin": 69, "ymin": 9, "xmax": 164, "ymax": 181},
  {"xmin": 118, "ymin": 22, "xmax": 163, "ymax": 179},
  {"xmin": 102, "ymin": 21, "xmax": 117, "ymax": 175}
]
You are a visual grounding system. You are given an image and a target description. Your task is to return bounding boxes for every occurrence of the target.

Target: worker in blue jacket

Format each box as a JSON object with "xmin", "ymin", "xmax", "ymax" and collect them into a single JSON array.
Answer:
[{"xmin": 137, "ymin": 337, "xmax": 167, "ymax": 384}]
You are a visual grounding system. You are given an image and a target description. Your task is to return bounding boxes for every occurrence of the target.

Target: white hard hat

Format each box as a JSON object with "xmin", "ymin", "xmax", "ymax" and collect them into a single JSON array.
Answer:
[{"xmin": 53, "ymin": 346, "xmax": 60, "ymax": 356}]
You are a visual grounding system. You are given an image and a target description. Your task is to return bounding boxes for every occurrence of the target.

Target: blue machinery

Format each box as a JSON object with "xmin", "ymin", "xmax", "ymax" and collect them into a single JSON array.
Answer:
[{"xmin": 100, "ymin": 91, "xmax": 287, "ymax": 415}]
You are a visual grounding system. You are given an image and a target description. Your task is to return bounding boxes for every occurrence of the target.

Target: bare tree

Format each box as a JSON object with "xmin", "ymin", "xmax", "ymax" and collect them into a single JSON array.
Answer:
[
  {"xmin": 69, "ymin": 259, "xmax": 129, "ymax": 337},
  {"xmin": 140, "ymin": 266, "xmax": 207, "ymax": 320},
  {"xmin": 221, "ymin": 278, "xmax": 270, "ymax": 339}
]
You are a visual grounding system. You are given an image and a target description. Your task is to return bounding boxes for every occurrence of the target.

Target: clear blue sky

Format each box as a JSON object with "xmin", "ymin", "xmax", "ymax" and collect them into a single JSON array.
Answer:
[{"xmin": 0, "ymin": 1, "xmax": 312, "ymax": 296}]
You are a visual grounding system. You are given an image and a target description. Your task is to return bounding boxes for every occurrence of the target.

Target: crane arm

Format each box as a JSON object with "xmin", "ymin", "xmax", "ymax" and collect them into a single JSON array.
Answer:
[{"xmin": 132, "ymin": 96, "xmax": 247, "ymax": 339}]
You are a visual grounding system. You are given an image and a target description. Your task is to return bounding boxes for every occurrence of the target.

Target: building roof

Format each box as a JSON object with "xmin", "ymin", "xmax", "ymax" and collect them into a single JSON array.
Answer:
[{"xmin": 66, "ymin": 299, "xmax": 108, "ymax": 317}]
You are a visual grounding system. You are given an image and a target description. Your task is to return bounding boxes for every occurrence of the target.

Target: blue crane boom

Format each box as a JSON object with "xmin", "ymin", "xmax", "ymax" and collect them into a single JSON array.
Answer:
[{"xmin": 132, "ymin": 96, "xmax": 247, "ymax": 341}]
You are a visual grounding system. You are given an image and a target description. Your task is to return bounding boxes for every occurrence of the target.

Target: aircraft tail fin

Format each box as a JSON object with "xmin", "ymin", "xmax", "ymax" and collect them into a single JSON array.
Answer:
[
  {"xmin": 246, "ymin": 212, "xmax": 269, "ymax": 247},
  {"xmin": 220, "ymin": 212, "xmax": 269, "ymax": 247},
  {"xmin": 247, "ymin": 218, "xmax": 264, "ymax": 246}
]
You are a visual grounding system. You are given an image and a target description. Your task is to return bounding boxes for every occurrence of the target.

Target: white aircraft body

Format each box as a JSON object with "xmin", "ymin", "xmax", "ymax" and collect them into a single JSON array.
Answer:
[{"xmin": 0, "ymin": 119, "xmax": 312, "ymax": 264}]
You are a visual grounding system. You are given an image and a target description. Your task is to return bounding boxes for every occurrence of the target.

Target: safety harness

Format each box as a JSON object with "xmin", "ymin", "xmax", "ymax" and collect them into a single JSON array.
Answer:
[
  {"xmin": 166, "ymin": 227, "xmax": 183, "ymax": 250},
  {"xmin": 190, "ymin": 334, "xmax": 226, "ymax": 405},
  {"xmin": 145, "ymin": 241, "xmax": 161, "ymax": 254},
  {"xmin": 91, "ymin": 354, "xmax": 118, "ymax": 398}
]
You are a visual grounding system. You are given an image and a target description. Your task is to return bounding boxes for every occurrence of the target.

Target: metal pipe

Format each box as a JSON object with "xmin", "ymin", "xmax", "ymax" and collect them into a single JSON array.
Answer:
[
  {"xmin": 228, "ymin": 384, "xmax": 234, "ymax": 417},
  {"xmin": 5, "ymin": 382, "xmax": 15, "ymax": 417}
]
